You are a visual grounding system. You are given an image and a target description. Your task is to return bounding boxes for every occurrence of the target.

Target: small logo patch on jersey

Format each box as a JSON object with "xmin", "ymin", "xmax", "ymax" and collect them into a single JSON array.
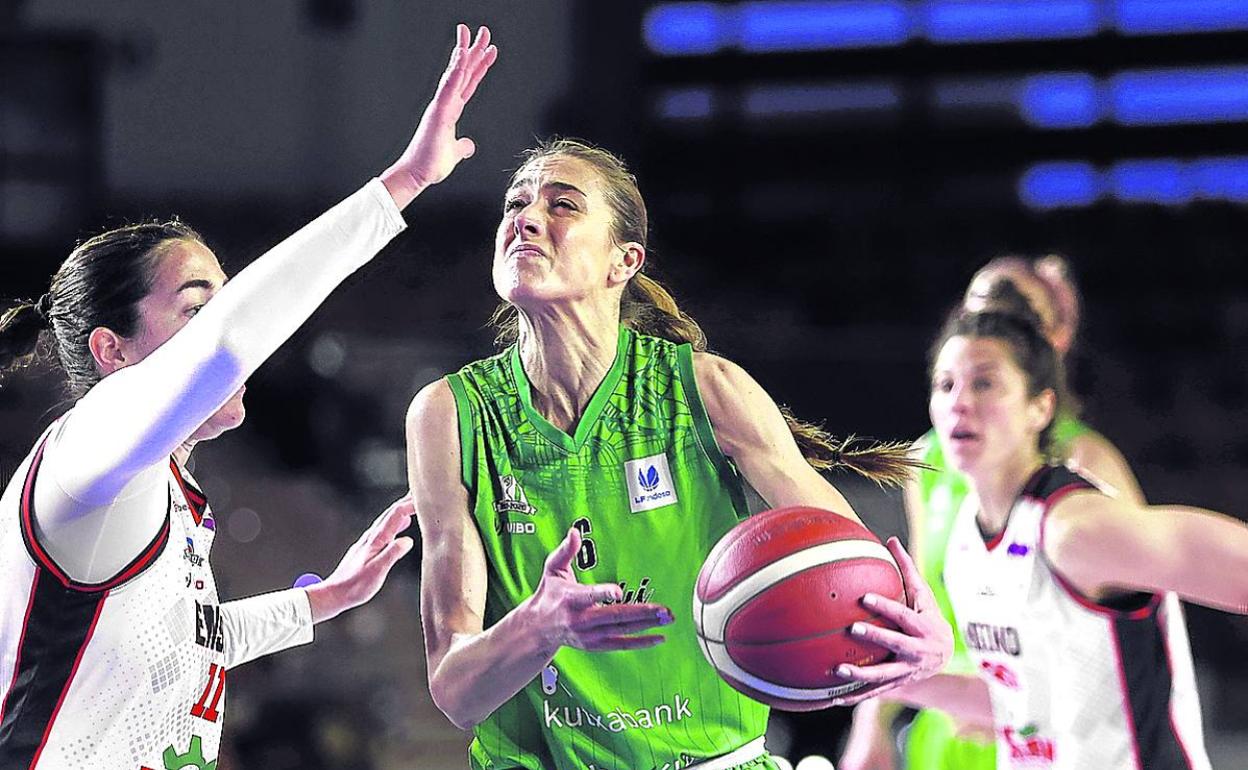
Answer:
[
  {"xmin": 624, "ymin": 454, "xmax": 677, "ymax": 513},
  {"xmin": 494, "ymin": 475, "xmax": 537, "ymax": 515}
]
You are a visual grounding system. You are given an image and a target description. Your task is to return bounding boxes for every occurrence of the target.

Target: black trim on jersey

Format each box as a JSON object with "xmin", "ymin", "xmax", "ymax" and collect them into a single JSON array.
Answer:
[
  {"xmin": 18, "ymin": 436, "xmax": 171, "ymax": 593},
  {"xmin": 1034, "ymin": 463, "xmax": 1156, "ymax": 615},
  {"xmin": 1112, "ymin": 612, "xmax": 1194, "ymax": 770},
  {"xmin": 1020, "ymin": 463, "xmax": 1095, "ymax": 504},
  {"xmin": 169, "ymin": 458, "xmax": 209, "ymax": 527},
  {"xmin": 0, "ymin": 571, "xmax": 108, "ymax": 768}
]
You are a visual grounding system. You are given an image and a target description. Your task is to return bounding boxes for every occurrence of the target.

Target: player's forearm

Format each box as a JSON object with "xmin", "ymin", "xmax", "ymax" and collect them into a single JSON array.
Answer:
[
  {"xmin": 55, "ymin": 180, "xmax": 406, "ymax": 506},
  {"xmin": 890, "ymin": 673, "xmax": 994, "ymax": 729},
  {"xmin": 428, "ymin": 598, "xmax": 560, "ymax": 730},
  {"xmin": 219, "ymin": 588, "xmax": 315, "ymax": 669}
]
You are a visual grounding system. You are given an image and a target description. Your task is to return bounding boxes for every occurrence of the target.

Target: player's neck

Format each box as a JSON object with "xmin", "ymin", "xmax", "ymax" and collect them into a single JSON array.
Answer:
[
  {"xmin": 516, "ymin": 305, "xmax": 621, "ymax": 432},
  {"xmin": 971, "ymin": 451, "xmax": 1044, "ymax": 535}
]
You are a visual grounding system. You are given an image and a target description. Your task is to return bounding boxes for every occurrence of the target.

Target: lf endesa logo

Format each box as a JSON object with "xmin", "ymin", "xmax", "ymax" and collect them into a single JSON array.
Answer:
[{"xmin": 624, "ymin": 454, "xmax": 678, "ymax": 513}]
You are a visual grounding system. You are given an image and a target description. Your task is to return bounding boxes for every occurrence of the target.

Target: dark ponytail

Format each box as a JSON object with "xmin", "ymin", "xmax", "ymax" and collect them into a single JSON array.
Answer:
[{"xmin": 0, "ymin": 300, "xmax": 50, "ymax": 374}]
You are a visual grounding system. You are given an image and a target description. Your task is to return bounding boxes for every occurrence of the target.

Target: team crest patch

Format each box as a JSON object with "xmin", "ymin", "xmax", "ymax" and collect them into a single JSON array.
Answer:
[
  {"xmin": 494, "ymin": 475, "xmax": 537, "ymax": 515},
  {"xmin": 624, "ymin": 454, "xmax": 678, "ymax": 513}
]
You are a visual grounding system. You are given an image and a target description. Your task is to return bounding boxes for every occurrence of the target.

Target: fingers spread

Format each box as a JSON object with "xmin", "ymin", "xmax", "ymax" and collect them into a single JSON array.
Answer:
[
  {"xmin": 470, "ymin": 25, "xmax": 491, "ymax": 53},
  {"xmin": 580, "ymin": 633, "xmax": 666, "ymax": 652},
  {"xmin": 568, "ymin": 581, "xmax": 623, "ymax": 609},
  {"xmin": 581, "ymin": 603, "xmax": 672, "ymax": 631},
  {"xmin": 460, "ymin": 45, "xmax": 498, "ymax": 102}
]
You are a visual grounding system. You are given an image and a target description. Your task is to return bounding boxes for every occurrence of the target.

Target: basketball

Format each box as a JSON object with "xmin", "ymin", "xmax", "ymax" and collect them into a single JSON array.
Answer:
[{"xmin": 693, "ymin": 506, "xmax": 905, "ymax": 711}]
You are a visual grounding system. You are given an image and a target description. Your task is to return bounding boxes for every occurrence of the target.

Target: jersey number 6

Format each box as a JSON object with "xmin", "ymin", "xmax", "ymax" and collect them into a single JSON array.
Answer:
[{"xmin": 572, "ymin": 517, "xmax": 598, "ymax": 570}]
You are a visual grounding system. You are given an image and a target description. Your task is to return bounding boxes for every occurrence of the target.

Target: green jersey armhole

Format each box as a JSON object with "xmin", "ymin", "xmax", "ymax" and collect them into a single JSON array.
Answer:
[
  {"xmin": 444, "ymin": 373, "xmax": 477, "ymax": 492},
  {"xmin": 675, "ymin": 344, "xmax": 750, "ymax": 517}
]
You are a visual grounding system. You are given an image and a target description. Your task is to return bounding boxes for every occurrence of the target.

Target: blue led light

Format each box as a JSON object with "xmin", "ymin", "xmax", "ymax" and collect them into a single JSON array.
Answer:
[
  {"xmin": 1018, "ymin": 162, "xmax": 1101, "ymax": 209},
  {"xmin": 1115, "ymin": 0, "xmax": 1248, "ymax": 35},
  {"xmin": 1020, "ymin": 157, "xmax": 1248, "ymax": 208},
  {"xmin": 1109, "ymin": 159, "xmax": 1193, "ymax": 203},
  {"xmin": 644, "ymin": 0, "xmax": 1248, "ymax": 56},
  {"xmin": 1191, "ymin": 157, "xmax": 1248, "ymax": 201},
  {"xmin": 643, "ymin": 3, "xmax": 728, "ymax": 56},
  {"xmin": 743, "ymin": 82, "xmax": 902, "ymax": 117},
  {"xmin": 656, "ymin": 88, "xmax": 716, "ymax": 120},
  {"xmin": 1112, "ymin": 66, "xmax": 1248, "ymax": 125},
  {"xmin": 1019, "ymin": 73, "xmax": 1101, "ymax": 128},
  {"xmin": 924, "ymin": 0, "xmax": 1101, "ymax": 43},
  {"xmin": 738, "ymin": 1, "xmax": 912, "ymax": 52}
]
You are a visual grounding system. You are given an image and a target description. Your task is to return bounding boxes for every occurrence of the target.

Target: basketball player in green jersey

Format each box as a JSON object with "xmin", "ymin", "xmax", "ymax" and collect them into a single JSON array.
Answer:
[
  {"xmin": 840, "ymin": 256, "xmax": 1144, "ymax": 770},
  {"xmin": 405, "ymin": 140, "xmax": 955, "ymax": 770}
]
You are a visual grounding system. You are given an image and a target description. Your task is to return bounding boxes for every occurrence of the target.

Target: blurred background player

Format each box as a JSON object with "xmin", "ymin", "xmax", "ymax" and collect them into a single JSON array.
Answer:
[
  {"xmin": 840, "ymin": 255, "xmax": 1146, "ymax": 770},
  {"xmin": 846, "ymin": 282, "xmax": 1248, "ymax": 769},
  {"xmin": 0, "ymin": 24, "xmax": 495, "ymax": 768},
  {"xmin": 405, "ymin": 138, "xmax": 953, "ymax": 770}
]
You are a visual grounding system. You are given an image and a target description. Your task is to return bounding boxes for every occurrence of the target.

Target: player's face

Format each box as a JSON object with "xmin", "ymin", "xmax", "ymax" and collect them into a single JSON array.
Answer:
[
  {"xmin": 929, "ymin": 336, "xmax": 1053, "ymax": 477},
  {"xmin": 124, "ymin": 239, "xmax": 245, "ymax": 442},
  {"xmin": 493, "ymin": 156, "xmax": 639, "ymax": 310}
]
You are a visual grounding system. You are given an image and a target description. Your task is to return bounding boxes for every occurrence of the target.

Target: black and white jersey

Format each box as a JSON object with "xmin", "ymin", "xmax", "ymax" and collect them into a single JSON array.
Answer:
[
  {"xmin": 0, "ymin": 427, "xmax": 225, "ymax": 769},
  {"xmin": 944, "ymin": 464, "xmax": 1210, "ymax": 770}
]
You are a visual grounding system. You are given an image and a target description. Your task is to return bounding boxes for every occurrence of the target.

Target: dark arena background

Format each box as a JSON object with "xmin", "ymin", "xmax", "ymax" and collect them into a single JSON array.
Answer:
[{"xmin": 3, "ymin": 1, "xmax": 1248, "ymax": 767}]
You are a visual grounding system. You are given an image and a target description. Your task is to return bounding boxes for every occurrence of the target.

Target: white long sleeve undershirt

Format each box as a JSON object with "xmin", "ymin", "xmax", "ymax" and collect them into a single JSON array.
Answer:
[{"xmin": 31, "ymin": 178, "xmax": 406, "ymax": 584}]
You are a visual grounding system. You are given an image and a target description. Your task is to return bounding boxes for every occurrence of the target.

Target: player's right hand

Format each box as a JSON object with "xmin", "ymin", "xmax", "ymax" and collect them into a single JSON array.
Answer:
[
  {"xmin": 526, "ymin": 527, "xmax": 672, "ymax": 653},
  {"xmin": 382, "ymin": 24, "xmax": 498, "ymax": 204}
]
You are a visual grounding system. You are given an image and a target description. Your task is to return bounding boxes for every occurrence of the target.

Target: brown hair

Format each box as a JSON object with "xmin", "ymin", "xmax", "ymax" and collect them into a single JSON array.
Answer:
[
  {"xmin": 969, "ymin": 254, "xmax": 1081, "ymax": 353},
  {"xmin": 491, "ymin": 138, "xmax": 918, "ymax": 485},
  {"xmin": 933, "ymin": 279, "xmax": 1066, "ymax": 458},
  {"xmin": 0, "ymin": 220, "xmax": 204, "ymax": 398}
]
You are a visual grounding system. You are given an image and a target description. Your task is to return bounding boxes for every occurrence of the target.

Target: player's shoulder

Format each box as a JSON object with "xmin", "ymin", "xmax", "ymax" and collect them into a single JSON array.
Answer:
[
  {"xmin": 690, "ymin": 351, "xmax": 751, "ymax": 388},
  {"xmin": 405, "ymin": 378, "xmax": 457, "ymax": 436}
]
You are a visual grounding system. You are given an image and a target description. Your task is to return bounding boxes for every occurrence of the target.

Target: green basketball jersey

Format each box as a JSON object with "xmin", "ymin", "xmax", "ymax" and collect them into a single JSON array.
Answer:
[
  {"xmin": 446, "ymin": 327, "xmax": 771, "ymax": 770},
  {"xmin": 904, "ymin": 415, "xmax": 1091, "ymax": 769}
]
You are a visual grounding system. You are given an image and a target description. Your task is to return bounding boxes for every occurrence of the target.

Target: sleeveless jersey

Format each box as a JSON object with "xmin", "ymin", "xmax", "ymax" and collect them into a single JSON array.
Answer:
[
  {"xmin": 906, "ymin": 418, "xmax": 1092, "ymax": 770},
  {"xmin": 0, "ymin": 425, "xmax": 226, "ymax": 770},
  {"xmin": 942, "ymin": 464, "xmax": 1210, "ymax": 770},
  {"xmin": 915, "ymin": 417, "xmax": 1090, "ymax": 674},
  {"xmin": 447, "ymin": 327, "xmax": 771, "ymax": 770}
]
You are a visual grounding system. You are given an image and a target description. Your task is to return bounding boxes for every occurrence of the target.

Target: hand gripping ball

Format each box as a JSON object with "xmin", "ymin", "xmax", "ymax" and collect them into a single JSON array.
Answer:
[{"xmin": 693, "ymin": 506, "xmax": 905, "ymax": 710}]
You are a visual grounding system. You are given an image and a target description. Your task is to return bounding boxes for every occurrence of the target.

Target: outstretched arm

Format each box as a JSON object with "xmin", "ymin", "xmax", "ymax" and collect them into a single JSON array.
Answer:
[
  {"xmin": 406, "ymin": 381, "xmax": 671, "ymax": 730},
  {"xmin": 692, "ymin": 353, "xmax": 952, "ymax": 703},
  {"xmin": 1044, "ymin": 493, "xmax": 1248, "ymax": 614},
  {"xmin": 52, "ymin": 25, "xmax": 497, "ymax": 508},
  {"xmin": 33, "ymin": 26, "xmax": 497, "ymax": 583},
  {"xmin": 221, "ymin": 495, "xmax": 415, "ymax": 669}
]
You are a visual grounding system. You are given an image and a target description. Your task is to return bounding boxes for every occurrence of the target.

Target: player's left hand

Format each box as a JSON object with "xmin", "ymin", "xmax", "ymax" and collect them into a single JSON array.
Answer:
[
  {"xmin": 830, "ymin": 536, "xmax": 953, "ymax": 706},
  {"xmin": 305, "ymin": 494, "xmax": 416, "ymax": 623}
]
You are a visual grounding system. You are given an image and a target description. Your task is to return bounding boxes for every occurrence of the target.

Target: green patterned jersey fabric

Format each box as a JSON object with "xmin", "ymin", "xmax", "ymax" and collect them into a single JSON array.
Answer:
[{"xmin": 446, "ymin": 327, "xmax": 771, "ymax": 770}]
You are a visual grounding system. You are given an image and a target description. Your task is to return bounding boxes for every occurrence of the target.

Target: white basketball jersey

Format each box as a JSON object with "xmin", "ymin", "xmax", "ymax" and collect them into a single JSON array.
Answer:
[
  {"xmin": 0, "ymin": 431, "xmax": 226, "ymax": 769},
  {"xmin": 943, "ymin": 465, "xmax": 1210, "ymax": 770}
]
